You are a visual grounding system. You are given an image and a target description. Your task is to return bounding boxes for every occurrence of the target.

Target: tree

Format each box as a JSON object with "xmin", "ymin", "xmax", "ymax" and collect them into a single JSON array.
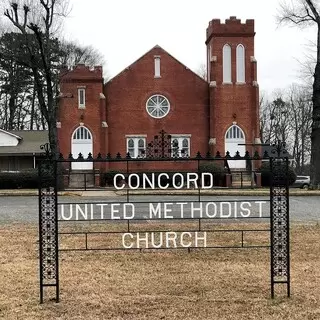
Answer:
[
  {"xmin": 259, "ymin": 91, "xmax": 269, "ymax": 144},
  {"xmin": 196, "ymin": 62, "xmax": 207, "ymax": 81},
  {"xmin": 0, "ymin": 30, "xmax": 105, "ymax": 130},
  {"xmin": 277, "ymin": 0, "xmax": 320, "ymax": 186},
  {"xmin": 3, "ymin": 0, "xmax": 70, "ymax": 156},
  {"xmin": 296, "ymin": 41, "xmax": 316, "ymax": 87},
  {"xmin": 287, "ymin": 84, "xmax": 312, "ymax": 173},
  {"xmin": 260, "ymin": 92, "xmax": 291, "ymax": 144},
  {"xmin": 260, "ymin": 85, "xmax": 312, "ymax": 174},
  {"xmin": 59, "ymin": 40, "xmax": 105, "ymax": 68},
  {"xmin": 0, "ymin": 33, "xmax": 34, "ymax": 130}
]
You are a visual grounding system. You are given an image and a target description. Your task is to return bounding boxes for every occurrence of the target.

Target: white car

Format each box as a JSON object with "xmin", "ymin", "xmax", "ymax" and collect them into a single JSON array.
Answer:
[{"xmin": 292, "ymin": 176, "xmax": 310, "ymax": 189}]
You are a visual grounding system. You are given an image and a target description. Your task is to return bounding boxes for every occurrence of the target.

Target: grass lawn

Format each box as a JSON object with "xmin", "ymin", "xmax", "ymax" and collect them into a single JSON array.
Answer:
[{"xmin": 0, "ymin": 223, "xmax": 320, "ymax": 319}]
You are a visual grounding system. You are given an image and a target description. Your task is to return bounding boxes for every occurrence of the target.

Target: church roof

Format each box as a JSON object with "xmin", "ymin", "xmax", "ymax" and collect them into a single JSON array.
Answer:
[{"xmin": 107, "ymin": 45, "xmax": 207, "ymax": 83}]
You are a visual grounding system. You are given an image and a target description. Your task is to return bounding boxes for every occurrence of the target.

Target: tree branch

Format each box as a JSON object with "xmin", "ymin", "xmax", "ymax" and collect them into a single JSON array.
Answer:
[
  {"xmin": 277, "ymin": 0, "xmax": 318, "ymax": 26},
  {"xmin": 305, "ymin": 0, "xmax": 320, "ymax": 22},
  {"xmin": 23, "ymin": 5, "xmax": 30, "ymax": 29},
  {"xmin": 4, "ymin": 5, "xmax": 24, "ymax": 34}
]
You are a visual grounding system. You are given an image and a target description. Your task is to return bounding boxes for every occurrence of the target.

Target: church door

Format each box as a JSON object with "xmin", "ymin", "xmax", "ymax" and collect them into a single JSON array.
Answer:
[
  {"xmin": 71, "ymin": 127, "xmax": 93, "ymax": 170},
  {"xmin": 225, "ymin": 125, "xmax": 246, "ymax": 169}
]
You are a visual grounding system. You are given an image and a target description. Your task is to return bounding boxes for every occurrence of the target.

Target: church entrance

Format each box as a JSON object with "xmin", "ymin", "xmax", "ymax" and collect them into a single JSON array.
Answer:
[
  {"xmin": 225, "ymin": 125, "xmax": 246, "ymax": 169},
  {"xmin": 71, "ymin": 126, "xmax": 93, "ymax": 170}
]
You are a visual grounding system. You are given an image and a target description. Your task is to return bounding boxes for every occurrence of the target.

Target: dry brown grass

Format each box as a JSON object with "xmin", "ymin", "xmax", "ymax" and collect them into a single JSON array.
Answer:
[{"xmin": 0, "ymin": 222, "xmax": 320, "ymax": 320}]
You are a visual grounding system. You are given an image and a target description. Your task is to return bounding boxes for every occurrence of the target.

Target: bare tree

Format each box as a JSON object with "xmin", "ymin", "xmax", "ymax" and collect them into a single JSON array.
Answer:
[
  {"xmin": 287, "ymin": 84, "xmax": 312, "ymax": 173},
  {"xmin": 196, "ymin": 62, "xmax": 207, "ymax": 81},
  {"xmin": 296, "ymin": 40, "xmax": 316, "ymax": 87},
  {"xmin": 277, "ymin": 0, "xmax": 320, "ymax": 186},
  {"xmin": 259, "ymin": 91, "xmax": 269, "ymax": 144},
  {"xmin": 3, "ymin": 0, "xmax": 70, "ymax": 155},
  {"xmin": 59, "ymin": 40, "xmax": 105, "ymax": 68},
  {"xmin": 260, "ymin": 90, "xmax": 291, "ymax": 144},
  {"xmin": 260, "ymin": 85, "xmax": 312, "ymax": 173}
]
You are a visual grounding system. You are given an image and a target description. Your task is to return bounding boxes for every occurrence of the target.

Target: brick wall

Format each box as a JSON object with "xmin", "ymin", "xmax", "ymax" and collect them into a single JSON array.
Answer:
[{"xmin": 105, "ymin": 46, "xmax": 209, "ymax": 159}]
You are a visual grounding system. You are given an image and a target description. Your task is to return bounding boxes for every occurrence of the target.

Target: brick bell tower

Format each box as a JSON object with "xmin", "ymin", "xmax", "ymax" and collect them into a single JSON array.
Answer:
[
  {"xmin": 58, "ymin": 65, "xmax": 107, "ymax": 170},
  {"xmin": 206, "ymin": 16, "xmax": 260, "ymax": 168}
]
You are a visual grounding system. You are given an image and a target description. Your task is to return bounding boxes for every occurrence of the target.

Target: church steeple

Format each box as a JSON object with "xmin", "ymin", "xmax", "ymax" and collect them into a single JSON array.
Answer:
[{"xmin": 205, "ymin": 16, "xmax": 259, "ymax": 164}]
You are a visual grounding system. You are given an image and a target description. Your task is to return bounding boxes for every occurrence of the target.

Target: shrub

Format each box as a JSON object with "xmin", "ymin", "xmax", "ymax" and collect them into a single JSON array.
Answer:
[
  {"xmin": 198, "ymin": 162, "xmax": 226, "ymax": 187},
  {"xmin": 102, "ymin": 170, "xmax": 123, "ymax": 187},
  {"xmin": 0, "ymin": 169, "xmax": 38, "ymax": 189},
  {"xmin": 259, "ymin": 161, "xmax": 296, "ymax": 187}
]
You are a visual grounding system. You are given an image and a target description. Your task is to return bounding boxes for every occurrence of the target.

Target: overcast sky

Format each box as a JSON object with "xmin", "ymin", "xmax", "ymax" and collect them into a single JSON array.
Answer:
[{"xmin": 63, "ymin": 0, "xmax": 315, "ymax": 94}]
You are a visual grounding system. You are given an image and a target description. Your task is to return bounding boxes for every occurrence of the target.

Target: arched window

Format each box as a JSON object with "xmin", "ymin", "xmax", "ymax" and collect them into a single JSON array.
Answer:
[
  {"xmin": 207, "ymin": 45, "xmax": 211, "ymax": 82},
  {"xmin": 172, "ymin": 138, "xmax": 179, "ymax": 157},
  {"xmin": 138, "ymin": 138, "xmax": 145, "ymax": 156},
  {"xmin": 171, "ymin": 136, "xmax": 190, "ymax": 158},
  {"xmin": 126, "ymin": 137, "xmax": 146, "ymax": 158},
  {"xmin": 225, "ymin": 125, "xmax": 244, "ymax": 140},
  {"xmin": 223, "ymin": 44, "xmax": 231, "ymax": 83},
  {"xmin": 73, "ymin": 127, "xmax": 92, "ymax": 140},
  {"xmin": 236, "ymin": 44, "xmax": 245, "ymax": 83},
  {"xmin": 127, "ymin": 138, "xmax": 135, "ymax": 157}
]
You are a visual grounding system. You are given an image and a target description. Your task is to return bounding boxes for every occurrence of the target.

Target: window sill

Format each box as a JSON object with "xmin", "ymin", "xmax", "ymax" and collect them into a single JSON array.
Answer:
[
  {"xmin": 125, "ymin": 134, "xmax": 147, "ymax": 138},
  {"xmin": 222, "ymin": 82, "xmax": 233, "ymax": 85}
]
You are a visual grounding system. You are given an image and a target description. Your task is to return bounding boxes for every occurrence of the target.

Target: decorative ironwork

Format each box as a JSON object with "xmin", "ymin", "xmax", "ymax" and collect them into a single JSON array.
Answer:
[
  {"xmin": 146, "ymin": 130, "xmax": 173, "ymax": 158},
  {"xmin": 38, "ymin": 160, "xmax": 59, "ymax": 303},
  {"xmin": 270, "ymin": 148, "xmax": 290, "ymax": 298},
  {"xmin": 54, "ymin": 149, "xmax": 276, "ymax": 162},
  {"xmin": 40, "ymin": 143, "xmax": 52, "ymax": 158},
  {"xmin": 270, "ymin": 140, "xmax": 288, "ymax": 158}
]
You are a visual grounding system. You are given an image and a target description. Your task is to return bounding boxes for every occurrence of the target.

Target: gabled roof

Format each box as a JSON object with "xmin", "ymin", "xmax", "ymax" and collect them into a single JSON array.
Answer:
[
  {"xmin": 0, "ymin": 130, "xmax": 49, "ymax": 155},
  {"xmin": 107, "ymin": 45, "xmax": 207, "ymax": 84}
]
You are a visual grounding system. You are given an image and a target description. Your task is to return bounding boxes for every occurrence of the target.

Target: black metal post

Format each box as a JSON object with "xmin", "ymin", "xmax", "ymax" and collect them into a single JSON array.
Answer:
[
  {"xmin": 270, "ymin": 141, "xmax": 290, "ymax": 298},
  {"xmin": 38, "ymin": 144, "xmax": 59, "ymax": 303}
]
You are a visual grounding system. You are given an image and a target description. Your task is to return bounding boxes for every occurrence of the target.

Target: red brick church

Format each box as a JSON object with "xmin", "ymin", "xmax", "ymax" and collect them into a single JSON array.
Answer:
[{"xmin": 58, "ymin": 16, "xmax": 260, "ymax": 171}]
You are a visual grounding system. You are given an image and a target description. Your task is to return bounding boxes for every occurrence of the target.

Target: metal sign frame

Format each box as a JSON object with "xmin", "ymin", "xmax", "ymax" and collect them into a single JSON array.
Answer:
[{"xmin": 38, "ymin": 135, "xmax": 290, "ymax": 303}]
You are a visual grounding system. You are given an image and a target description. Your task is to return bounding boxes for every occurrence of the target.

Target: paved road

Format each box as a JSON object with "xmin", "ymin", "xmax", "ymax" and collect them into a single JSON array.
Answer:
[{"xmin": 0, "ymin": 194, "xmax": 319, "ymax": 223}]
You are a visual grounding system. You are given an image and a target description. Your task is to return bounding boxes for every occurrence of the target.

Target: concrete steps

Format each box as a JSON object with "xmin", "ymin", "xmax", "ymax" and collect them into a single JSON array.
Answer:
[
  {"xmin": 68, "ymin": 170, "xmax": 95, "ymax": 189},
  {"xmin": 231, "ymin": 170, "xmax": 253, "ymax": 187}
]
